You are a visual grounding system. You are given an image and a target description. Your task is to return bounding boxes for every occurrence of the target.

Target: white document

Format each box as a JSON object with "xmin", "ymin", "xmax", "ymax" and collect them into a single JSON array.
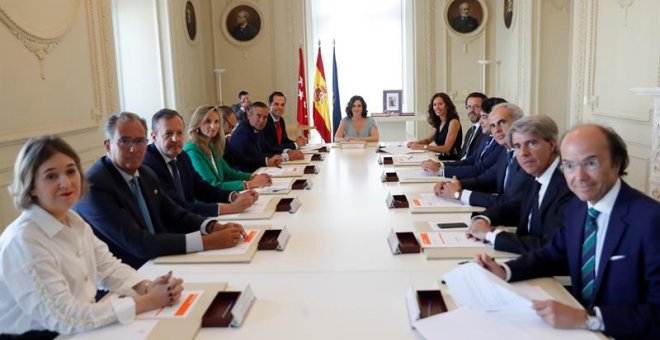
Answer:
[
  {"xmin": 257, "ymin": 166, "xmax": 301, "ymax": 176},
  {"xmin": 299, "ymin": 143, "xmax": 325, "ymax": 152},
  {"xmin": 253, "ymin": 178, "xmax": 292, "ymax": 194},
  {"xmin": 220, "ymin": 197, "xmax": 270, "ymax": 219},
  {"xmin": 443, "ymin": 263, "xmax": 533, "ymax": 311},
  {"xmin": 198, "ymin": 229, "xmax": 260, "ymax": 256},
  {"xmin": 415, "ymin": 231, "xmax": 489, "ymax": 248},
  {"xmin": 393, "ymin": 154, "xmax": 435, "ymax": 164},
  {"xmin": 380, "ymin": 146, "xmax": 424, "ymax": 155},
  {"xmin": 140, "ymin": 290, "xmax": 204, "ymax": 318},
  {"xmin": 396, "ymin": 169, "xmax": 441, "ymax": 180},
  {"xmin": 410, "ymin": 193, "xmax": 461, "ymax": 208},
  {"xmin": 413, "ymin": 307, "xmax": 532, "ymax": 340},
  {"xmin": 70, "ymin": 320, "xmax": 158, "ymax": 340}
]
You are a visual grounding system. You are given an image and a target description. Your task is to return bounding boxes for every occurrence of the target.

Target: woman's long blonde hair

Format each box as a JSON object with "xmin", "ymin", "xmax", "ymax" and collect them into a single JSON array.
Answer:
[{"xmin": 188, "ymin": 105, "xmax": 225, "ymax": 157}]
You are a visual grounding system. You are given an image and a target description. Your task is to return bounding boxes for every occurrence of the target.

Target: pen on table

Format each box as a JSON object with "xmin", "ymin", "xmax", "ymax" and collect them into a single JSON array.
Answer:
[
  {"xmin": 276, "ymin": 165, "xmax": 282, "ymax": 169},
  {"xmin": 457, "ymin": 260, "xmax": 470, "ymax": 265},
  {"xmin": 427, "ymin": 300, "xmax": 432, "ymax": 316},
  {"xmin": 221, "ymin": 300, "xmax": 235, "ymax": 319}
]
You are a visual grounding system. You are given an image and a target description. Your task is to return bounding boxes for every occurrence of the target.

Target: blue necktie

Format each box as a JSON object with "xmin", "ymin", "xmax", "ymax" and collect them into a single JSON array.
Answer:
[
  {"xmin": 131, "ymin": 177, "xmax": 156, "ymax": 234},
  {"xmin": 503, "ymin": 149, "xmax": 515, "ymax": 190},
  {"xmin": 528, "ymin": 181, "xmax": 542, "ymax": 232},
  {"xmin": 580, "ymin": 207, "xmax": 600, "ymax": 307},
  {"xmin": 169, "ymin": 159, "xmax": 185, "ymax": 200}
]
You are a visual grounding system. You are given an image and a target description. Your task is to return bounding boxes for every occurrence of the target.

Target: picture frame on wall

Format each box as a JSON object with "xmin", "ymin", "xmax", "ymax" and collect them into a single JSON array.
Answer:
[
  {"xmin": 383, "ymin": 90, "xmax": 403, "ymax": 113},
  {"xmin": 223, "ymin": 3, "xmax": 262, "ymax": 44},
  {"xmin": 445, "ymin": 0, "xmax": 488, "ymax": 38},
  {"xmin": 185, "ymin": 1, "xmax": 197, "ymax": 41}
]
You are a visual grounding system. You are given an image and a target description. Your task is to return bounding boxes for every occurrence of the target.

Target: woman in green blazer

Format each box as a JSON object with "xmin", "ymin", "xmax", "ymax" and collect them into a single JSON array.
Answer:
[{"xmin": 184, "ymin": 105, "xmax": 271, "ymax": 192}]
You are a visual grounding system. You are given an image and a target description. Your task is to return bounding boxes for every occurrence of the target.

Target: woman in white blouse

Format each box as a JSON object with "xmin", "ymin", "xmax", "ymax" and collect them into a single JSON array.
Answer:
[{"xmin": 0, "ymin": 135, "xmax": 183, "ymax": 337}]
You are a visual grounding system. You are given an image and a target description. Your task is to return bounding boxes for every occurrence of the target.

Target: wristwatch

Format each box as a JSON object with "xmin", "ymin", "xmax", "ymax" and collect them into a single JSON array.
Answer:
[
  {"xmin": 585, "ymin": 309, "xmax": 602, "ymax": 331},
  {"xmin": 453, "ymin": 190, "xmax": 462, "ymax": 200}
]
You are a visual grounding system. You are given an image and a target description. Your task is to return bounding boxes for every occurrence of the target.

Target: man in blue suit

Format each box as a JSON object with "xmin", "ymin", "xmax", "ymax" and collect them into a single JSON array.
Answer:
[
  {"xmin": 477, "ymin": 124, "xmax": 660, "ymax": 339},
  {"xmin": 143, "ymin": 109, "xmax": 257, "ymax": 217},
  {"xmin": 466, "ymin": 115, "xmax": 574, "ymax": 254},
  {"xmin": 422, "ymin": 97, "xmax": 507, "ymax": 179},
  {"xmin": 75, "ymin": 112, "xmax": 247, "ymax": 269},
  {"xmin": 228, "ymin": 102, "xmax": 289, "ymax": 172},
  {"xmin": 433, "ymin": 103, "xmax": 534, "ymax": 208}
]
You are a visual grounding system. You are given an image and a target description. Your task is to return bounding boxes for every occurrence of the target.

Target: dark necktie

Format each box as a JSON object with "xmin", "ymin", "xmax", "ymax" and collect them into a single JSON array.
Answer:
[
  {"xmin": 275, "ymin": 120, "xmax": 283, "ymax": 144},
  {"xmin": 169, "ymin": 159, "xmax": 185, "ymax": 200},
  {"xmin": 528, "ymin": 181, "xmax": 542, "ymax": 233},
  {"xmin": 131, "ymin": 177, "xmax": 156, "ymax": 234},
  {"xmin": 459, "ymin": 126, "xmax": 477, "ymax": 159},
  {"xmin": 503, "ymin": 149, "xmax": 515, "ymax": 190},
  {"xmin": 581, "ymin": 208, "xmax": 600, "ymax": 307}
]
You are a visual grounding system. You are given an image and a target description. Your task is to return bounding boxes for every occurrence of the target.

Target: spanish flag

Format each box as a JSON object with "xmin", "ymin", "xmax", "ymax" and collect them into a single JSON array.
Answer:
[{"xmin": 313, "ymin": 46, "xmax": 332, "ymax": 143}]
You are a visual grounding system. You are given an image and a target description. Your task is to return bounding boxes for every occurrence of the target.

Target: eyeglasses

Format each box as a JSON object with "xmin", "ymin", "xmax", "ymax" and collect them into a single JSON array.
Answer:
[
  {"xmin": 560, "ymin": 158, "xmax": 600, "ymax": 173},
  {"xmin": 466, "ymin": 104, "xmax": 481, "ymax": 110},
  {"xmin": 225, "ymin": 120, "xmax": 235, "ymax": 130},
  {"xmin": 116, "ymin": 137, "xmax": 148, "ymax": 148}
]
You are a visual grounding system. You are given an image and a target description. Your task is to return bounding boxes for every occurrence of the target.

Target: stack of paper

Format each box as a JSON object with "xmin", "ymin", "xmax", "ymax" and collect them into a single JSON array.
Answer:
[
  {"xmin": 395, "ymin": 169, "xmax": 442, "ymax": 183},
  {"xmin": 391, "ymin": 154, "xmax": 437, "ymax": 166},
  {"xmin": 413, "ymin": 264, "xmax": 599, "ymax": 339},
  {"xmin": 407, "ymin": 193, "xmax": 484, "ymax": 213},
  {"xmin": 415, "ymin": 230, "xmax": 517, "ymax": 259},
  {"xmin": 253, "ymin": 178, "xmax": 293, "ymax": 195},
  {"xmin": 379, "ymin": 145, "xmax": 424, "ymax": 155},
  {"xmin": 255, "ymin": 166, "xmax": 304, "ymax": 178}
]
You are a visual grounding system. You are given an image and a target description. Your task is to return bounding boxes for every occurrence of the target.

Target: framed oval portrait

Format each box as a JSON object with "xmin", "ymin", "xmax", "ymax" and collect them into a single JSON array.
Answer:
[
  {"xmin": 184, "ymin": 1, "xmax": 197, "ymax": 41},
  {"xmin": 504, "ymin": 0, "xmax": 514, "ymax": 29},
  {"xmin": 445, "ymin": 0, "xmax": 487, "ymax": 38},
  {"xmin": 223, "ymin": 3, "xmax": 262, "ymax": 44}
]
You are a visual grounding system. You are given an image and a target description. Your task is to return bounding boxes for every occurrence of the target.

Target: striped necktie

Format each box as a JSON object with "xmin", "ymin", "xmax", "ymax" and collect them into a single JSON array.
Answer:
[
  {"xmin": 131, "ymin": 177, "xmax": 156, "ymax": 234},
  {"xmin": 168, "ymin": 159, "xmax": 185, "ymax": 200},
  {"xmin": 580, "ymin": 207, "xmax": 600, "ymax": 307}
]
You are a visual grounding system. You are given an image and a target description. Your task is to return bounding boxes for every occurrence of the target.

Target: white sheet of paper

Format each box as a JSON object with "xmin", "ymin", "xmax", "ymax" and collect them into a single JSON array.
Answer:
[
  {"xmin": 220, "ymin": 197, "xmax": 270, "ymax": 219},
  {"xmin": 393, "ymin": 154, "xmax": 435, "ymax": 163},
  {"xmin": 139, "ymin": 290, "xmax": 203, "ymax": 318},
  {"xmin": 70, "ymin": 320, "xmax": 158, "ymax": 340},
  {"xmin": 410, "ymin": 193, "xmax": 462, "ymax": 208},
  {"xmin": 198, "ymin": 229, "xmax": 260, "ymax": 256},
  {"xmin": 443, "ymin": 263, "xmax": 533, "ymax": 311},
  {"xmin": 299, "ymin": 143, "xmax": 324, "ymax": 152},
  {"xmin": 258, "ymin": 167, "xmax": 300, "ymax": 176},
  {"xmin": 413, "ymin": 307, "xmax": 533, "ymax": 340},
  {"xmin": 253, "ymin": 178, "xmax": 292, "ymax": 194},
  {"xmin": 415, "ymin": 231, "xmax": 489, "ymax": 248},
  {"xmin": 396, "ymin": 169, "xmax": 441, "ymax": 179},
  {"xmin": 380, "ymin": 146, "xmax": 424, "ymax": 155}
]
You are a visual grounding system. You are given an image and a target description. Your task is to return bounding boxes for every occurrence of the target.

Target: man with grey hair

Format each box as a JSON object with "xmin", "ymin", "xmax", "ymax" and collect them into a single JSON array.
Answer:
[
  {"xmin": 75, "ymin": 112, "xmax": 247, "ymax": 269},
  {"xmin": 232, "ymin": 9, "xmax": 257, "ymax": 41},
  {"xmin": 434, "ymin": 103, "xmax": 532, "ymax": 208},
  {"xmin": 465, "ymin": 115, "xmax": 575, "ymax": 254}
]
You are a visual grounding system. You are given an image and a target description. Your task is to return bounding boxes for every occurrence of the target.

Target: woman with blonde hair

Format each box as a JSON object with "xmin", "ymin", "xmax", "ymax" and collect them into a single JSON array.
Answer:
[
  {"xmin": 0, "ymin": 135, "xmax": 182, "ymax": 337},
  {"xmin": 184, "ymin": 105, "xmax": 271, "ymax": 191}
]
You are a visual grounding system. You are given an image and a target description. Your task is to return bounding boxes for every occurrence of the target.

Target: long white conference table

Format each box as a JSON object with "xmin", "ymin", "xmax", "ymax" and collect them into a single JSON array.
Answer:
[{"xmin": 136, "ymin": 145, "xmax": 544, "ymax": 339}]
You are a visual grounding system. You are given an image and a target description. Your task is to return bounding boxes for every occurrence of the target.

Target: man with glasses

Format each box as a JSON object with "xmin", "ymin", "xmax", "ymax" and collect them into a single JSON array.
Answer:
[
  {"xmin": 75, "ymin": 112, "xmax": 247, "ymax": 269},
  {"xmin": 457, "ymin": 92, "xmax": 487, "ymax": 160},
  {"xmin": 464, "ymin": 115, "xmax": 574, "ymax": 254},
  {"xmin": 476, "ymin": 124, "xmax": 660, "ymax": 338}
]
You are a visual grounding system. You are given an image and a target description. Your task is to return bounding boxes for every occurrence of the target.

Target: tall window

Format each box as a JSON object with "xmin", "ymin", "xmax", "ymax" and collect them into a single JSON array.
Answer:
[{"xmin": 310, "ymin": 0, "xmax": 404, "ymax": 116}]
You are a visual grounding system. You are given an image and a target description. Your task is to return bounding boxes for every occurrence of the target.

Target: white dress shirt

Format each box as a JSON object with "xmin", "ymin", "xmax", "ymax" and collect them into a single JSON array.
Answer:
[{"xmin": 0, "ymin": 205, "xmax": 143, "ymax": 334}]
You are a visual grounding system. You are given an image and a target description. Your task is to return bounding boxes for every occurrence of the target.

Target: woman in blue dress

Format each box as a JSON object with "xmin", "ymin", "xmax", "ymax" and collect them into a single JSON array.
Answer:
[
  {"xmin": 407, "ymin": 92, "xmax": 463, "ymax": 160},
  {"xmin": 333, "ymin": 95, "xmax": 379, "ymax": 142}
]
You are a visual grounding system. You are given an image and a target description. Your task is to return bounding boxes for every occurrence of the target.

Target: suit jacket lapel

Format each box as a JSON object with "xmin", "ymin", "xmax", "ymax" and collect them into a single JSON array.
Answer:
[{"xmin": 101, "ymin": 157, "xmax": 147, "ymax": 229}]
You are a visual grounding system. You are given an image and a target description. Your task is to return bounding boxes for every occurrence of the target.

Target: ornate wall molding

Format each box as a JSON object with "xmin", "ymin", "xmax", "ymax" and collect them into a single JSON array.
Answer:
[
  {"xmin": 630, "ymin": 87, "xmax": 660, "ymax": 200},
  {"xmin": 0, "ymin": 0, "xmax": 81, "ymax": 78}
]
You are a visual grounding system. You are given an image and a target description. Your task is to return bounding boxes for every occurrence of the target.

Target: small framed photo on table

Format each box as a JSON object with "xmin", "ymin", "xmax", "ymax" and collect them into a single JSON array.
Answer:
[{"xmin": 383, "ymin": 90, "xmax": 403, "ymax": 113}]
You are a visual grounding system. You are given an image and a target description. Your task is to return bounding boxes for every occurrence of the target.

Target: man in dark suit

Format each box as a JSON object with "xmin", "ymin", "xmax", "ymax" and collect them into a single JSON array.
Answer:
[
  {"xmin": 456, "ymin": 92, "xmax": 487, "ymax": 160},
  {"xmin": 451, "ymin": 2, "xmax": 479, "ymax": 33},
  {"xmin": 465, "ymin": 115, "xmax": 575, "ymax": 254},
  {"xmin": 422, "ymin": 97, "xmax": 507, "ymax": 179},
  {"xmin": 75, "ymin": 112, "xmax": 246, "ymax": 269},
  {"xmin": 231, "ymin": 90, "xmax": 251, "ymax": 122},
  {"xmin": 231, "ymin": 10, "xmax": 258, "ymax": 41},
  {"xmin": 262, "ymin": 91, "xmax": 308, "ymax": 152},
  {"xmin": 433, "ymin": 103, "xmax": 534, "ymax": 208},
  {"xmin": 227, "ymin": 102, "xmax": 286, "ymax": 172},
  {"xmin": 143, "ymin": 109, "xmax": 257, "ymax": 217},
  {"xmin": 477, "ymin": 124, "xmax": 660, "ymax": 339}
]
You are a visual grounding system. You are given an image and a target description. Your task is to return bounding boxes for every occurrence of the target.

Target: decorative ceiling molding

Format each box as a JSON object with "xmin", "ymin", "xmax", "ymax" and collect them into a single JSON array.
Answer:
[{"xmin": 0, "ymin": 0, "xmax": 81, "ymax": 78}]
